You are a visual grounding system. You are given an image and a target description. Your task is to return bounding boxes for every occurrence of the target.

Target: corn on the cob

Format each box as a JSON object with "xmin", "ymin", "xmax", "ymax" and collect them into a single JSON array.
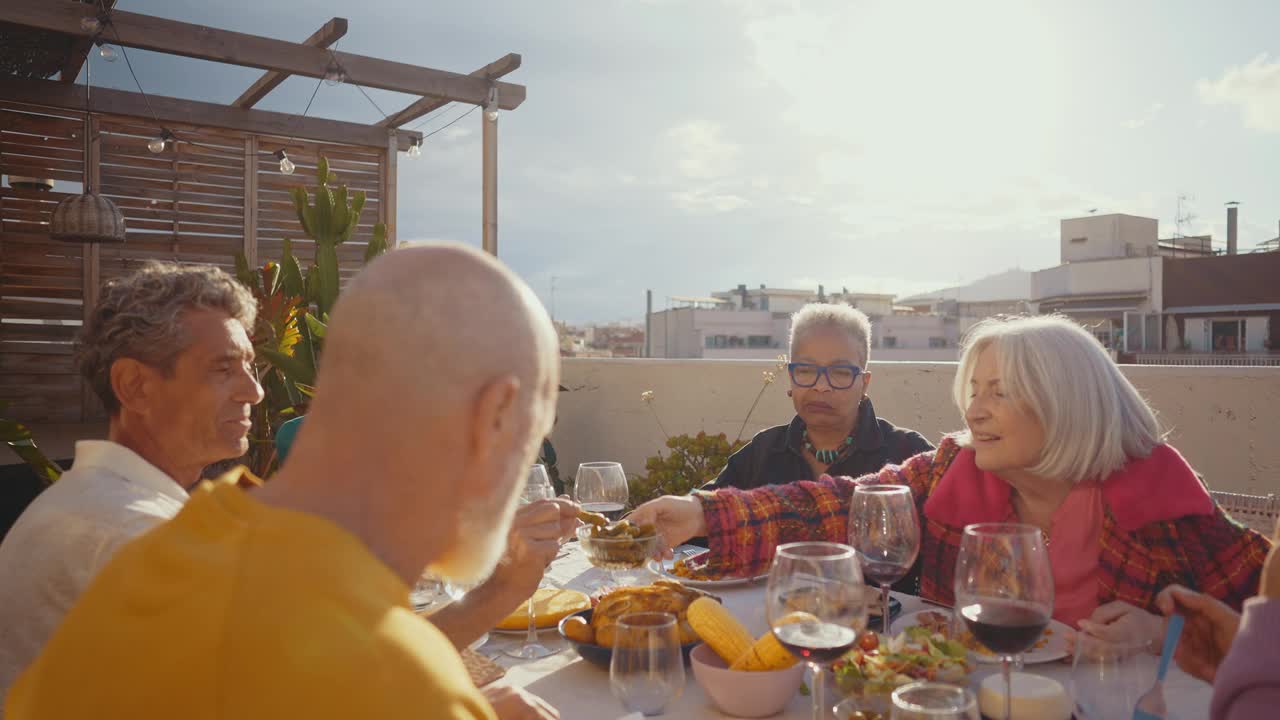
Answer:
[
  {"xmin": 729, "ymin": 611, "xmax": 815, "ymax": 671},
  {"xmin": 687, "ymin": 597, "xmax": 755, "ymax": 665}
]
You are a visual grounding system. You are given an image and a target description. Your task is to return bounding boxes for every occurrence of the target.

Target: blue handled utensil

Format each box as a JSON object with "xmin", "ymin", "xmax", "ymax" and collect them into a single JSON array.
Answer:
[{"xmin": 1133, "ymin": 614, "xmax": 1186, "ymax": 720}]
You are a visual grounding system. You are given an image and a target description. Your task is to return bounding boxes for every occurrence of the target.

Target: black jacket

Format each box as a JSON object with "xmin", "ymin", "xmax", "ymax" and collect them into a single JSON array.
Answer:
[{"xmin": 702, "ymin": 398, "xmax": 934, "ymax": 491}]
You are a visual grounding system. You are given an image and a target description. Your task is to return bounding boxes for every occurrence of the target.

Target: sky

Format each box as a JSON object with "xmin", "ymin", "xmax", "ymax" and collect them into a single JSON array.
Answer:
[{"xmin": 87, "ymin": 0, "xmax": 1280, "ymax": 323}]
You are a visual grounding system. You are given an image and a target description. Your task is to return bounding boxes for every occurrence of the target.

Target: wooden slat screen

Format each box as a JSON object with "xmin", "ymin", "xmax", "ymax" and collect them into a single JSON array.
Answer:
[{"xmin": 0, "ymin": 101, "xmax": 391, "ymax": 424}]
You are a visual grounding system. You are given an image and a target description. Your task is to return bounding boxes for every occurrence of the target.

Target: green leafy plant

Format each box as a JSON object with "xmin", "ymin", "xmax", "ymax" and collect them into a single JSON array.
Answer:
[
  {"xmin": 0, "ymin": 401, "xmax": 61, "ymax": 486},
  {"xmin": 233, "ymin": 157, "xmax": 388, "ymax": 477},
  {"xmin": 628, "ymin": 357, "xmax": 786, "ymax": 505}
]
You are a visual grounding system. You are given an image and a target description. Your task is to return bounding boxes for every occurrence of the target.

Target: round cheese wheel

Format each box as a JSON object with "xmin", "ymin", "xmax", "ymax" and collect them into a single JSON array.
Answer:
[
  {"xmin": 978, "ymin": 672, "xmax": 1072, "ymax": 720},
  {"xmin": 495, "ymin": 588, "xmax": 591, "ymax": 630}
]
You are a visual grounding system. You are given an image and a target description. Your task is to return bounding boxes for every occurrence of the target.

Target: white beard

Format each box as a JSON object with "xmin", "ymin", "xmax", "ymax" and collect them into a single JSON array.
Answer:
[{"xmin": 428, "ymin": 484, "xmax": 522, "ymax": 586}]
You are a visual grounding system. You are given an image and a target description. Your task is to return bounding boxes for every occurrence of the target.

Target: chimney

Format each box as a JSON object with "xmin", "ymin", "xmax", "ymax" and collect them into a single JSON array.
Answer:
[
  {"xmin": 1227, "ymin": 202, "xmax": 1239, "ymax": 255},
  {"xmin": 738, "ymin": 283, "xmax": 748, "ymax": 308},
  {"xmin": 818, "ymin": 284, "xmax": 826, "ymax": 302}
]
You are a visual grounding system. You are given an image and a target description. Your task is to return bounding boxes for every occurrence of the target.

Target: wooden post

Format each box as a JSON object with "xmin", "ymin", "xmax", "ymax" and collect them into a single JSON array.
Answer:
[
  {"xmin": 243, "ymin": 136, "xmax": 259, "ymax": 264},
  {"xmin": 80, "ymin": 115, "xmax": 102, "ymax": 420},
  {"xmin": 482, "ymin": 109, "xmax": 497, "ymax": 255},
  {"xmin": 383, "ymin": 130, "xmax": 398, "ymax": 247}
]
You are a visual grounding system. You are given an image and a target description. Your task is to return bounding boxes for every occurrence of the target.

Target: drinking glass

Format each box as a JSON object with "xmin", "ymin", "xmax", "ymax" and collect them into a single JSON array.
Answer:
[
  {"xmin": 609, "ymin": 611, "xmax": 685, "ymax": 717},
  {"xmin": 766, "ymin": 542, "xmax": 868, "ymax": 720},
  {"xmin": 505, "ymin": 465, "xmax": 558, "ymax": 660},
  {"xmin": 575, "ymin": 462, "xmax": 629, "ymax": 521},
  {"xmin": 1071, "ymin": 634, "xmax": 1156, "ymax": 720},
  {"xmin": 848, "ymin": 485, "xmax": 919, "ymax": 634},
  {"xmin": 890, "ymin": 682, "xmax": 979, "ymax": 719},
  {"xmin": 954, "ymin": 523, "xmax": 1054, "ymax": 720}
]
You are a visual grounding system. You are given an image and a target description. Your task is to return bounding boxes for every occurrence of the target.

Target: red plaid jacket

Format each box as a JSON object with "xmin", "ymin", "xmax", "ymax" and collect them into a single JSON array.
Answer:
[{"xmin": 695, "ymin": 436, "xmax": 1271, "ymax": 614}]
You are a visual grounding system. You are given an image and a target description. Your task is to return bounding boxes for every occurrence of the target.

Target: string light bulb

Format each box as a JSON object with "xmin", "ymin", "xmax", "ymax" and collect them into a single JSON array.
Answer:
[
  {"xmin": 484, "ymin": 86, "xmax": 499, "ymax": 122},
  {"xmin": 323, "ymin": 61, "xmax": 347, "ymax": 86},
  {"xmin": 275, "ymin": 149, "xmax": 295, "ymax": 175},
  {"xmin": 407, "ymin": 139, "xmax": 422, "ymax": 158},
  {"xmin": 147, "ymin": 129, "xmax": 174, "ymax": 154},
  {"xmin": 97, "ymin": 41, "xmax": 119, "ymax": 63},
  {"xmin": 80, "ymin": 16, "xmax": 102, "ymax": 33}
]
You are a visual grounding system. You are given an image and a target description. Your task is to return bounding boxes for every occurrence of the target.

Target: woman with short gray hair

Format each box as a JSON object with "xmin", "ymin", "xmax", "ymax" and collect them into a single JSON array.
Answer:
[
  {"xmin": 634, "ymin": 314, "xmax": 1270, "ymax": 651},
  {"xmin": 704, "ymin": 302, "xmax": 933, "ymax": 491}
]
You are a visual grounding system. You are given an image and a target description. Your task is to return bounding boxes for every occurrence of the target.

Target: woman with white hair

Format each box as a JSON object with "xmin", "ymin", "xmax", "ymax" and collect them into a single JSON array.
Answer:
[
  {"xmin": 704, "ymin": 302, "xmax": 932, "ymax": 491},
  {"xmin": 632, "ymin": 315, "xmax": 1271, "ymax": 643}
]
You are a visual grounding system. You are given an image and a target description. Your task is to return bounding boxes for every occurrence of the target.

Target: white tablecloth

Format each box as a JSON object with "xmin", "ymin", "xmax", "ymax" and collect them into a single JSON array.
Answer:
[{"xmin": 472, "ymin": 546, "xmax": 1214, "ymax": 719}]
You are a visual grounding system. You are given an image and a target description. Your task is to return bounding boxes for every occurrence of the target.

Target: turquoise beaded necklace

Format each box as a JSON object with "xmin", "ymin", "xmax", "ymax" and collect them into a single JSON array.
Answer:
[{"xmin": 802, "ymin": 430, "xmax": 854, "ymax": 465}]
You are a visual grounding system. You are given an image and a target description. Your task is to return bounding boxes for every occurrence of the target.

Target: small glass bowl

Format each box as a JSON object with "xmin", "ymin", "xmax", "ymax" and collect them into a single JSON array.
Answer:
[{"xmin": 576, "ymin": 525, "xmax": 659, "ymax": 570}]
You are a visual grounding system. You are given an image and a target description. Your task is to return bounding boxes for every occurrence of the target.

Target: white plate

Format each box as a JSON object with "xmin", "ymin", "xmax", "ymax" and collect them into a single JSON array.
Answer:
[
  {"xmin": 468, "ymin": 632, "xmax": 490, "ymax": 651},
  {"xmin": 896, "ymin": 608, "xmax": 1071, "ymax": 665},
  {"xmin": 649, "ymin": 553, "xmax": 769, "ymax": 588}
]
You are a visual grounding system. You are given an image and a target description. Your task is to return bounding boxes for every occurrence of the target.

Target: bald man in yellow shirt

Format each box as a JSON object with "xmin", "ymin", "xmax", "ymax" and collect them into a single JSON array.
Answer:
[{"xmin": 7, "ymin": 244, "xmax": 563, "ymax": 720}]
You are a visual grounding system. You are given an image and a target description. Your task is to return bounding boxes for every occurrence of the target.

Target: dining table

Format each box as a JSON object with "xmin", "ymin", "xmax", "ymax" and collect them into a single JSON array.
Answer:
[{"xmin": 466, "ymin": 544, "xmax": 1214, "ymax": 720}]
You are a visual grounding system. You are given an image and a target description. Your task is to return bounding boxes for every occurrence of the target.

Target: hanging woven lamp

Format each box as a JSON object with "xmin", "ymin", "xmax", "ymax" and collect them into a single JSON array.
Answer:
[{"xmin": 50, "ymin": 49, "xmax": 127, "ymax": 244}]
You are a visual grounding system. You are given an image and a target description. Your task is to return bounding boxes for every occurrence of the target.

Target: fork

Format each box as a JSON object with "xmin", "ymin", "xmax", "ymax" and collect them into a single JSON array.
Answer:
[{"xmin": 1132, "ymin": 613, "xmax": 1185, "ymax": 720}]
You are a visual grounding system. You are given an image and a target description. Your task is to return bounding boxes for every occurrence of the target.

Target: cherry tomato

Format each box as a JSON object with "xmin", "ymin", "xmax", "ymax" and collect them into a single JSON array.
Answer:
[{"xmin": 857, "ymin": 631, "xmax": 879, "ymax": 652}]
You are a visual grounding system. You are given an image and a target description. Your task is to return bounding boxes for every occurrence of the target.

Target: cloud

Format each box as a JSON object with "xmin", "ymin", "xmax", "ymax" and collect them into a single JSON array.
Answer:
[
  {"xmin": 1197, "ymin": 53, "xmax": 1280, "ymax": 131},
  {"xmin": 662, "ymin": 121, "xmax": 742, "ymax": 179},
  {"xmin": 1123, "ymin": 102, "xmax": 1165, "ymax": 129},
  {"xmin": 671, "ymin": 188, "xmax": 748, "ymax": 213}
]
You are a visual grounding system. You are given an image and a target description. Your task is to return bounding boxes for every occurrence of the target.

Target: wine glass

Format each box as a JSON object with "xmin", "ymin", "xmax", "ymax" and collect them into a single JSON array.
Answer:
[
  {"xmin": 954, "ymin": 523, "xmax": 1054, "ymax": 720},
  {"xmin": 610, "ymin": 611, "xmax": 685, "ymax": 716},
  {"xmin": 1070, "ymin": 633, "xmax": 1156, "ymax": 720},
  {"xmin": 575, "ymin": 462, "xmax": 629, "ymax": 521},
  {"xmin": 890, "ymin": 682, "xmax": 979, "ymax": 719},
  {"xmin": 848, "ymin": 485, "xmax": 919, "ymax": 635},
  {"xmin": 504, "ymin": 465, "xmax": 558, "ymax": 660},
  {"xmin": 766, "ymin": 542, "xmax": 867, "ymax": 720}
]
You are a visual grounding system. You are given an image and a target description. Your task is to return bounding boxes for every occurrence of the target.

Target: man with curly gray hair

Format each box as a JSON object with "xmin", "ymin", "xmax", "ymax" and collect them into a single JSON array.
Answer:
[{"xmin": 0, "ymin": 261, "xmax": 264, "ymax": 707}]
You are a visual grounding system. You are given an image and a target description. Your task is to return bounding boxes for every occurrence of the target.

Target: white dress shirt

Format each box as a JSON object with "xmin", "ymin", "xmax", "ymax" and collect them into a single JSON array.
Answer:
[{"xmin": 0, "ymin": 441, "xmax": 188, "ymax": 711}]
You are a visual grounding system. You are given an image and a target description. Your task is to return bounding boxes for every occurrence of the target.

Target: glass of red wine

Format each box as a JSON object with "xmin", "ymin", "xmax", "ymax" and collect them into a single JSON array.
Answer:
[
  {"xmin": 765, "ymin": 542, "xmax": 868, "ymax": 720},
  {"xmin": 954, "ymin": 523, "xmax": 1054, "ymax": 720},
  {"xmin": 848, "ymin": 485, "xmax": 919, "ymax": 635},
  {"xmin": 574, "ymin": 462, "xmax": 629, "ymax": 521}
]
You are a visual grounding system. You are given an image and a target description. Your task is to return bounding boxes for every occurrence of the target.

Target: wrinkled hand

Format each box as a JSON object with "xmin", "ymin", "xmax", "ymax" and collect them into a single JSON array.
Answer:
[
  {"xmin": 626, "ymin": 495, "xmax": 707, "ymax": 559},
  {"xmin": 486, "ymin": 499, "xmax": 579, "ymax": 600},
  {"xmin": 482, "ymin": 684, "xmax": 560, "ymax": 720},
  {"xmin": 1077, "ymin": 601, "xmax": 1165, "ymax": 652},
  {"xmin": 1155, "ymin": 584, "xmax": 1240, "ymax": 683}
]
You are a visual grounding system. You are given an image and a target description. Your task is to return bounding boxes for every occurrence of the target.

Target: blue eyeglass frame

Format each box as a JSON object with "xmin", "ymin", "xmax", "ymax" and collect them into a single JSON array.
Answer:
[{"xmin": 786, "ymin": 362, "xmax": 864, "ymax": 389}]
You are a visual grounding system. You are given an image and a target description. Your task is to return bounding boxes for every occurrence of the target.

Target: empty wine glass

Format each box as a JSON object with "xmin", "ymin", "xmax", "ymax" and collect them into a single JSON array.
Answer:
[
  {"xmin": 575, "ymin": 462, "xmax": 629, "ymax": 521},
  {"xmin": 954, "ymin": 523, "xmax": 1054, "ymax": 720},
  {"xmin": 1071, "ymin": 633, "xmax": 1156, "ymax": 720},
  {"xmin": 505, "ymin": 465, "xmax": 558, "ymax": 660},
  {"xmin": 766, "ymin": 542, "xmax": 867, "ymax": 720},
  {"xmin": 848, "ymin": 485, "xmax": 919, "ymax": 634},
  {"xmin": 890, "ymin": 682, "xmax": 979, "ymax": 719},
  {"xmin": 610, "ymin": 611, "xmax": 685, "ymax": 716}
]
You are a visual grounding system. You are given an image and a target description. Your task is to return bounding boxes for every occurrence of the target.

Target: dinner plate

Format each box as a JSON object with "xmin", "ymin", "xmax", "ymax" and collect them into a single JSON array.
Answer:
[
  {"xmin": 649, "ymin": 554, "xmax": 769, "ymax": 588},
  {"xmin": 896, "ymin": 608, "xmax": 1071, "ymax": 664}
]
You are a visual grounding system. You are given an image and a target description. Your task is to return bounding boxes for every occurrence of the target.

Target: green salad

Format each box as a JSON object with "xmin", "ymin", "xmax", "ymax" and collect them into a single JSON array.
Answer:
[{"xmin": 833, "ymin": 626, "xmax": 974, "ymax": 697}]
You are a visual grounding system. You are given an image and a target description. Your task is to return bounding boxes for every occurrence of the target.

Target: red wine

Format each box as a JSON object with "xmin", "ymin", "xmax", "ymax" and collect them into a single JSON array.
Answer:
[
  {"xmin": 959, "ymin": 601, "xmax": 1050, "ymax": 655},
  {"xmin": 773, "ymin": 622, "xmax": 859, "ymax": 664},
  {"xmin": 861, "ymin": 560, "xmax": 909, "ymax": 586},
  {"xmin": 580, "ymin": 502, "xmax": 626, "ymax": 522}
]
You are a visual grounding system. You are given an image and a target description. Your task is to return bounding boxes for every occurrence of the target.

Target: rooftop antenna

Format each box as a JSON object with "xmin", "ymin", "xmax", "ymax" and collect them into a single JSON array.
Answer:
[{"xmin": 1174, "ymin": 192, "xmax": 1196, "ymax": 240}]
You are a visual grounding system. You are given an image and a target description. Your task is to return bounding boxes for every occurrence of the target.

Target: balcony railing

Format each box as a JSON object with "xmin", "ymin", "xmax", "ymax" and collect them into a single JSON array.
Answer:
[{"xmin": 1132, "ymin": 353, "xmax": 1280, "ymax": 367}]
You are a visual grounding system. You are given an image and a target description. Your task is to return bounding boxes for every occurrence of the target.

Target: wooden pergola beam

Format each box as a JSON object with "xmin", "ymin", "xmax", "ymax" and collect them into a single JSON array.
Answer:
[
  {"xmin": 3, "ymin": 0, "xmax": 526, "ymax": 110},
  {"xmin": 232, "ymin": 18, "xmax": 347, "ymax": 109},
  {"xmin": 0, "ymin": 75, "xmax": 423, "ymax": 151},
  {"xmin": 59, "ymin": 0, "xmax": 116, "ymax": 84},
  {"xmin": 378, "ymin": 54, "xmax": 521, "ymax": 128}
]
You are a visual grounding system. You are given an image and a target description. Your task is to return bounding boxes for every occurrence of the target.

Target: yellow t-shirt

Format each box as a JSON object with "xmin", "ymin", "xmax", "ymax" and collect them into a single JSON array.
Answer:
[{"xmin": 6, "ymin": 472, "xmax": 495, "ymax": 720}]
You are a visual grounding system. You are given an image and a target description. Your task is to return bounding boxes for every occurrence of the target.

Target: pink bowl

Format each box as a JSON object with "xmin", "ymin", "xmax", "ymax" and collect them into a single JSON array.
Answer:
[{"xmin": 689, "ymin": 643, "xmax": 806, "ymax": 718}]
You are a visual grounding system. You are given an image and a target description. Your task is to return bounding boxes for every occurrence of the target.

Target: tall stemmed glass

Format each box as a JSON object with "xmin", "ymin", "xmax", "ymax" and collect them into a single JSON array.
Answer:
[
  {"xmin": 574, "ymin": 462, "xmax": 629, "ymax": 521},
  {"xmin": 504, "ymin": 465, "xmax": 557, "ymax": 660},
  {"xmin": 849, "ymin": 485, "xmax": 920, "ymax": 635},
  {"xmin": 954, "ymin": 523, "xmax": 1054, "ymax": 720},
  {"xmin": 575, "ymin": 462, "xmax": 631, "ymax": 589},
  {"xmin": 766, "ymin": 542, "xmax": 868, "ymax": 720}
]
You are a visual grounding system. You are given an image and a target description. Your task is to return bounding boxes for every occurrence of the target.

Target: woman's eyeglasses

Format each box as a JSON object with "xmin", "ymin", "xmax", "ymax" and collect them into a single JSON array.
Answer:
[{"xmin": 787, "ymin": 362, "xmax": 863, "ymax": 390}]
